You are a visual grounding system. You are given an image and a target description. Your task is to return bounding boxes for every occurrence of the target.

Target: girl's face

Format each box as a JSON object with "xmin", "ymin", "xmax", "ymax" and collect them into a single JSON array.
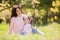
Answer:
[
  {"xmin": 24, "ymin": 17, "xmax": 30, "ymax": 24},
  {"xmin": 16, "ymin": 8, "xmax": 21, "ymax": 16}
]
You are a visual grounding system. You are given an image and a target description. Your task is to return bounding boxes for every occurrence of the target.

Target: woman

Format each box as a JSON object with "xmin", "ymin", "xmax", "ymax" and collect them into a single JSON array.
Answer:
[{"xmin": 7, "ymin": 5, "xmax": 25, "ymax": 35}]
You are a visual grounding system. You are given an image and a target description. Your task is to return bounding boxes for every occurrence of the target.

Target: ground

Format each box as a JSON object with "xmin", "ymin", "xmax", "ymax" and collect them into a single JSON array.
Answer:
[{"xmin": 0, "ymin": 22, "xmax": 60, "ymax": 40}]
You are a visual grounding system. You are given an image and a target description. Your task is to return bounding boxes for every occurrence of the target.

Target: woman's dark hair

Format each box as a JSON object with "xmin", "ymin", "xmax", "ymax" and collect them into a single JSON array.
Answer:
[{"xmin": 11, "ymin": 6, "xmax": 21, "ymax": 18}]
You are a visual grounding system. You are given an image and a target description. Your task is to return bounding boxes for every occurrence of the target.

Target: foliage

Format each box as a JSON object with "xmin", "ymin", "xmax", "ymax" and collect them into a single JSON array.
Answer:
[{"xmin": 0, "ymin": 0, "xmax": 60, "ymax": 25}]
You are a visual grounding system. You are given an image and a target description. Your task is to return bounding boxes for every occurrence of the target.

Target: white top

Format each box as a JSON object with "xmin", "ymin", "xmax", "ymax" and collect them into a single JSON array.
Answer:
[{"xmin": 23, "ymin": 23, "xmax": 32, "ymax": 34}]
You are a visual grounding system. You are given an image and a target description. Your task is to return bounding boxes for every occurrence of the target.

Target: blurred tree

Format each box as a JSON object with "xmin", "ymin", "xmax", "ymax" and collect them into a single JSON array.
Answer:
[
  {"xmin": 0, "ymin": 0, "xmax": 60, "ymax": 25},
  {"xmin": 49, "ymin": 0, "xmax": 60, "ymax": 23},
  {"xmin": 0, "ymin": 0, "xmax": 2, "ymax": 3}
]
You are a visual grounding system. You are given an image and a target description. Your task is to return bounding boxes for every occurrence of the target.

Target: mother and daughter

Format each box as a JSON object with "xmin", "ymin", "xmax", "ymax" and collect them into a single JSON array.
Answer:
[{"xmin": 7, "ymin": 5, "xmax": 44, "ymax": 35}]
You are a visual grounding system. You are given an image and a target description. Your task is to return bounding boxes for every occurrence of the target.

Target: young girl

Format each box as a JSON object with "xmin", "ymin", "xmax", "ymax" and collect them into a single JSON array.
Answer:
[
  {"xmin": 23, "ymin": 16, "xmax": 44, "ymax": 35},
  {"xmin": 23, "ymin": 16, "xmax": 32, "ymax": 34}
]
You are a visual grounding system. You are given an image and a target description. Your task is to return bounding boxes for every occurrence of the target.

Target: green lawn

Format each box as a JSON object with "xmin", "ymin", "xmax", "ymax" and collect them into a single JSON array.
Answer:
[{"xmin": 0, "ymin": 22, "xmax": 60, "ymax": 40}]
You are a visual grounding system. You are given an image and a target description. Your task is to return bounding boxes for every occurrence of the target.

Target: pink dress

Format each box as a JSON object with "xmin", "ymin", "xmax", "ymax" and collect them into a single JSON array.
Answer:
[{"xmin": 8, "ymin": 14, "xmax": 25, "ymax": 34}]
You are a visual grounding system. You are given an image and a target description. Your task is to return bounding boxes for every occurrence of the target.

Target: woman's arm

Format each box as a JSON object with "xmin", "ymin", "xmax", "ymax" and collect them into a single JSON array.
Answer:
[{"xmin": 7, "ymin": 17, "xmax": 15, "ymax": 35}]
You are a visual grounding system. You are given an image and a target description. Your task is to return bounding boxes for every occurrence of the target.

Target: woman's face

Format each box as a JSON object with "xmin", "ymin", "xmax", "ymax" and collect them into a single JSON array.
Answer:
[{"xmin": 16, "ymin": 8, "xmax": 21, "ymax": 15}]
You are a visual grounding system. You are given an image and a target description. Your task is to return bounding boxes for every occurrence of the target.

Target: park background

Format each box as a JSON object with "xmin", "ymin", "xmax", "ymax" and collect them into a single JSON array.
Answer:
[{"xmin": 0, "ymin": 0, "xmax": 60, "ymax": 40}]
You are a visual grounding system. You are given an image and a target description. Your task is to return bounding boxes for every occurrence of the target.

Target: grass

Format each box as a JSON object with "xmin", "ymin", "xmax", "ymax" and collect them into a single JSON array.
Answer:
[{"xmin": 0, "ymin": 22, "xmax": 60, "ymax": 40}]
